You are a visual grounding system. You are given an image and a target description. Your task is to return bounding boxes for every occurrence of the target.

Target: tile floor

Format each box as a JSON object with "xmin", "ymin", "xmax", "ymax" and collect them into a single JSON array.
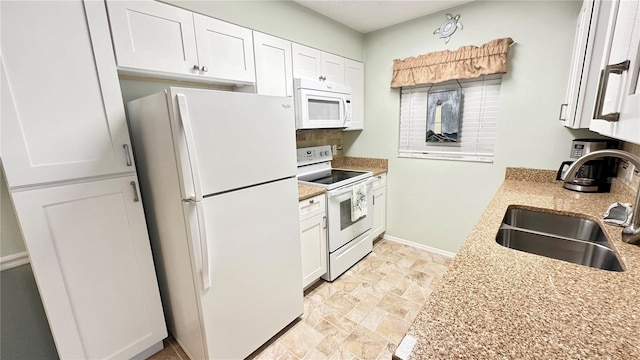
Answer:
[{"xmin": 149, "ymin": 239, "xmax": 452, "ymax": 360}]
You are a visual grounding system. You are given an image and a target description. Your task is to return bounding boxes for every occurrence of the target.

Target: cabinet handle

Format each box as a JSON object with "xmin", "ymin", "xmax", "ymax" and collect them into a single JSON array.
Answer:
[
  {"xmin": 130, "ymin": 181, "xmax": 140, "ymax": 202},
  {"xmin": 322, "ymin": 216, "xmax": 327, "ymax": 229},
  {"xmin": 123, "ymin": 144, "xmax": 132, "ymax": 166},
  {"xmin": 593, "ymin": 60, "xmax": 630, "ymax": 122},
  {"xmin": 201, "ymin": 66, "xmax": 208, "ymax": 73},
  {"xmin": 558, "ymin": 103, "xmax": 567, "ymax": 121}
]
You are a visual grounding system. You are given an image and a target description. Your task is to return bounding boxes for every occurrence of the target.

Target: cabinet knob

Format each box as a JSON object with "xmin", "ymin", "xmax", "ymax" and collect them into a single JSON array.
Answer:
[
  {"xmin": 193, "ymin": 65, "xmax": 200, "ymax": 71},
  {"xmin": 309, "ymin": 199, "xmax": 315, "ymax": 204},
  {"xmin": 201, "ymin": 66, "xmax": 208, "ymax": 73}
]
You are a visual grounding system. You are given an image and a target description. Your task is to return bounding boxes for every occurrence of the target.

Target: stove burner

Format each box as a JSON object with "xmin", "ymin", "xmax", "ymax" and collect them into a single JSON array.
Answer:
[{"xmin": 307, "ymin": 170, "xmax": 368, "ymax": 185}]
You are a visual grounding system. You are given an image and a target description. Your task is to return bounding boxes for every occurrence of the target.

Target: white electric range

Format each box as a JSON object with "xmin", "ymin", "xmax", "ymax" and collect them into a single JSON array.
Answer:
[{"xmin": 297, "ymin": 146, "xmax": 374, "ymax": 281}]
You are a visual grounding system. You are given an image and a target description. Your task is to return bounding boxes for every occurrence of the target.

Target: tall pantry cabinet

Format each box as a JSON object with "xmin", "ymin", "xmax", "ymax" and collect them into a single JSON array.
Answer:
[{"xmin": 0, "ymin": 1, "xmax": 167, "ymax": 359}]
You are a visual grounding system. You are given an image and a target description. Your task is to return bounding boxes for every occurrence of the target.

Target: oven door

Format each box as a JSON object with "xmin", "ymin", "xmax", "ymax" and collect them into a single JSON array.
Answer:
[{"xmin": 326, "ymin": 178, "xmax": 374, "ymax": 252}]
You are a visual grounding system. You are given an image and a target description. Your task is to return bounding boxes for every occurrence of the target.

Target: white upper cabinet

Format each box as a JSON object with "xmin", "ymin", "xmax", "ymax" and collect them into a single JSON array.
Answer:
[
  {"xmin": 589, "ymin": 0, "xmax": 640, "ymax": 144},
  {"xmin": 105, "ymin": 0, "xmax": 199, "ymax": 77},
  {"xmin": 10, "ymin": 176, "xmax": 166, "ymax": 360},
  {"xmin": 321, "ymin": 52, "xmax": 346, "ymax": 84},
  {"xmin": 253, "ymin": 32, "xmax": 293, "ymax": 97},
  {"xmin": 292, "ymin": 43, "xmax": 345, "ymax": 84},
  {"xmin": 1, "ymin": 0, "xmax": 135, "ymax": 189},
  {"xmin": 193, "ymin": 14, "xmax": 255, "ymax": 84},
  {"xmin": 106, "ymin": 0, "xmax": 255, "ymax": 85},
  {"xmin": 561, "ymin": 0, "xmax": 611, "ymax": 129},
  {"xmin": 344, "ymin": 59, "xmax": 364, "ymax": 131}
]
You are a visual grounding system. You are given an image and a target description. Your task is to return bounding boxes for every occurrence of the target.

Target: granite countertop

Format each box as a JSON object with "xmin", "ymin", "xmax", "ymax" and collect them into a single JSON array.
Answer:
[
  {"xmin": 298, "ymin": 156, "xmax": 389, "ymax": 201},
  {"xmin": 332, "ymin": 156, "xmax": 388, "ymax": 177},
  {"xmin": 298, "ymin": 183, "xmax": 326, "ymax": 201},
  {"xmin": 394, "ymin": 168, "xmax": 640, "ymax": 359}
]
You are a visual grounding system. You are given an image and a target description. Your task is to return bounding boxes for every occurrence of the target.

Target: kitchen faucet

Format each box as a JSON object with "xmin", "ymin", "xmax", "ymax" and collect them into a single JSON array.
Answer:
[{"xmin": 564, "ymin": 149, "xmax": 640, "ymax": 245}]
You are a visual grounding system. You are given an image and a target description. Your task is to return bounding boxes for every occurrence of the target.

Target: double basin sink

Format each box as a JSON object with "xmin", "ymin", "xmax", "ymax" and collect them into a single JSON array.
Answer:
[{"xmin": 496, "ymin": 207, "xmax": 623, "ymax": 272}]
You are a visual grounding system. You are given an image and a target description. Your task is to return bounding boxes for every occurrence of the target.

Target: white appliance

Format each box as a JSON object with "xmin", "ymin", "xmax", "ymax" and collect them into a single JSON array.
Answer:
[
  {"xmin": 294, "ymin": 78, "xmax": 352, "ymax": 129},
  {"xmin": 297, "ymin": 146, "xmax": 373, "ymax": 281},
  {"xmin": 127, "ymin": 88, "xmax": 303, "ymax": 360}
]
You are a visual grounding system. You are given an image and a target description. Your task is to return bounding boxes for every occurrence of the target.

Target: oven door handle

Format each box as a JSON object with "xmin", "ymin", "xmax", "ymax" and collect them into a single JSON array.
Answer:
[{"xmin": 327, "ymin": 178, "xmax": 374, "ymax": 198}]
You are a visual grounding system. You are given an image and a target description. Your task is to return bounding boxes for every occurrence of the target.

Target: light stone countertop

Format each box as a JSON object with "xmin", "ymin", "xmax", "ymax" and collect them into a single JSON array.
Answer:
[
  {"xmin": 298, "ymin": 183, "xmax": 326, "ymax": 201},
  {"xmin": 394, "ymin": 168, "xmax": 640, "ymax": 359},
  {"xmin": 332, "ymin": 156, "xmax": 388, "ymax": 177}
]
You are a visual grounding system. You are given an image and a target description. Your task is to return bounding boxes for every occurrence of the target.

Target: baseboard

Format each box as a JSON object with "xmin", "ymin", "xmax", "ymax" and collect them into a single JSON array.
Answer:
[
  {"xmin": 1, "ymin": 251, "xmax": 30, "ymax": 271},
  {"xmin": 382, "ymin": 235, "xmax": 456, "ymax": 258}
]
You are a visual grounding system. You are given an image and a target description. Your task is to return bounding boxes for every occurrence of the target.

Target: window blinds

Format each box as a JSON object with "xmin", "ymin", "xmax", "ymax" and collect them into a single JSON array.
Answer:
[{"xmin": 399, "ymin": 77, "xmax": 502, "ymax": 162}]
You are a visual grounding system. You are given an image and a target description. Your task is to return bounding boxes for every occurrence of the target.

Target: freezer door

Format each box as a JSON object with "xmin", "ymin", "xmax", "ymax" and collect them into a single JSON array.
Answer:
[
  {"xmin": 198, "ymin": 177, "xmax": 303, "ymax": 359},
  {"xmin": 169, "ymin": 88, "xmax": 297, "ymax": 197}
]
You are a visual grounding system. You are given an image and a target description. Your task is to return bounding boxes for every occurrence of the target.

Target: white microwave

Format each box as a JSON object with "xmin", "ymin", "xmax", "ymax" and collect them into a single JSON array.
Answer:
[{"xmin": 294, "ymin": 78, "xmax": 352, "ymax": 129}]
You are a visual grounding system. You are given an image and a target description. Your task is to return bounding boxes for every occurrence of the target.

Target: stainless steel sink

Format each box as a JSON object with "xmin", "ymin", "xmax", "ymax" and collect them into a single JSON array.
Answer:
[{"xmin": 496, "ymin": 208, "xmax": 623, "ymax": 272}]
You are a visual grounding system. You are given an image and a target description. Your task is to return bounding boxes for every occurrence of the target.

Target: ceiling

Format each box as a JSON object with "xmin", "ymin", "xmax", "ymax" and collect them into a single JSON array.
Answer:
[{"xmin": 293, "ymin": 0, "xmax": 473, "ymax": 33}]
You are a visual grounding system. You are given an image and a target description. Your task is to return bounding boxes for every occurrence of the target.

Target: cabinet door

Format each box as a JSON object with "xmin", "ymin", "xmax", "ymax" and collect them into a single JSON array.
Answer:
[
  {"xmin": 254, "ymin": 32, "xmax": 293, "ymax": 97},
  {"xmin": 344, "ymin": 59, "xmax": 365, "ymax": 130},
  {"xmin": 590, "ymin": 0, "xmax": 640, "ymax": 143},
  {"xmin": 106, "ymin": 0, "xmax": 199, "ymax": 76},
  {"xmin": 193, "ymin": 14, "xmax": 256, "ymax": 84},
  {"xmin": 371, "ymin": 176, "xmax": 387, "ymax": 239},
  {"xmin": 10, "ymin": 176, "xmax": 166, "ymax": 360},
  {"xmin": 561, "ymin": 0, "xmax": 594, "ymax": 128},
  {"xmin": 1, "ymin": 0, "xmax": 136, "ymax": 189},
  {"xmin": 292, "ymin": 43, "xmax": 323, "ymax": 81},
  {"xmin": 300, "ymin": 213, "xmax": 328, "ymax": 289},
  {"xmin": 321, "ymin": 52, "xmax": 345, "ymax": 84}
]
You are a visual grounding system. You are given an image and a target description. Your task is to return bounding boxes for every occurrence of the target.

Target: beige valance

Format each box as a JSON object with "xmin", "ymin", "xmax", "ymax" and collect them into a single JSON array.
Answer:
[{"xmin": 390, "ymin": 37, "xmax": 514, "ymax": 88}]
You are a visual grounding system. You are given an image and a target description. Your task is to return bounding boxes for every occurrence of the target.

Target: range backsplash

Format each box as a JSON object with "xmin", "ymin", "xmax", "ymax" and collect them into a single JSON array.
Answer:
[
  {"xmin": 296, "ymin": 129, "xmax": 344, "ymax": 158},
  {"xmin": 618, "ymin": 141, "xmax": 640, "ymax": 191}
]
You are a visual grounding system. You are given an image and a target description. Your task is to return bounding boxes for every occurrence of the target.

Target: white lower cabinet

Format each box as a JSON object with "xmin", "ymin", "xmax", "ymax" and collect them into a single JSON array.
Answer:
[
  {"xmin": 371, "ymin": 173, "xmax": 387, "ymax": 239},
  {"xmin": 9, "ymin": 176, "xmax": 167, "ymax": 359},
  {"xmin": 299, "ymin": 194, "xmax": 327, "ymax": 289}
]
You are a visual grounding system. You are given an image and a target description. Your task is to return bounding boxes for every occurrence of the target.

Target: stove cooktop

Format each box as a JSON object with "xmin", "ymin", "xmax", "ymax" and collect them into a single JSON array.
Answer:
[
  {"xmin": 305, "ymin": 169, "xmax": 367, "ymax": 185},
  {"xmin": 298, "ymin": 168, "xmax": 372, "ymax": 190}
]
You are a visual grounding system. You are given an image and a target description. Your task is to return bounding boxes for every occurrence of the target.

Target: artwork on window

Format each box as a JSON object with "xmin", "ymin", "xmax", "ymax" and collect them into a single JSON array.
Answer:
[{"xmin": 426, "ymin": 89, "xmax": 462, "ymax": 143}]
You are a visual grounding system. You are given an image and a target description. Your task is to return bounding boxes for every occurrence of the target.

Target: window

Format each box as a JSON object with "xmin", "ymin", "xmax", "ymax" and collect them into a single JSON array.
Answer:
[{"xmin": 399, "ymin": 76, "xmax": 502, "ymax": 163}]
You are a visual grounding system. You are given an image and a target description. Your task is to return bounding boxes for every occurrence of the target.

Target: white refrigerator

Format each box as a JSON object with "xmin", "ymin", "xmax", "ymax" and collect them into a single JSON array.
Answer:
[{"xmin": 127, "ymin": 88, "xmax": 303, "ymax": 359}]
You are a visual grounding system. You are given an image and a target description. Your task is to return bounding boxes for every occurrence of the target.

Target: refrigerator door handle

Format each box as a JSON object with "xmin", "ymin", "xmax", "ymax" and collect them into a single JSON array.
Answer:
[
  {"xmin": 195, "ymin": 201, "xmax": 211, "ymax": 290},
  {"xmin": 176, "ymin": 94, "xmax": 203, "ymax": 202}
]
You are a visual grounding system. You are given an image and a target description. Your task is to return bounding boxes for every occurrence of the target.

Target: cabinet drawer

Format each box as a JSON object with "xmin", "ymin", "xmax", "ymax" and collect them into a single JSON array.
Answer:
[
  {"xmin": 373, "ymin": 173, "xmax": 387, "ymax": 190},
  {"xmin": 299, "ymin": 194, "xmax": 325, "ymax": 221}
]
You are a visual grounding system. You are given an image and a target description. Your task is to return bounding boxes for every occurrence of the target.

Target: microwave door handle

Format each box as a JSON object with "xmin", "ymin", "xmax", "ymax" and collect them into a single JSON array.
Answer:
[
  {"xmin": 177, "ymin": 94, "xmax": 203, "ymax": 202},
  {"xmin": 342, "ymin": 96, "xmax": 349, "ymax": 127}
]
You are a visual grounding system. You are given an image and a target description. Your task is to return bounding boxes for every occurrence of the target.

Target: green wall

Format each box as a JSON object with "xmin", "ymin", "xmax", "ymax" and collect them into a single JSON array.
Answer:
[{"xmin": 344, "ymin": 0, "xmax": 594, "ymax": 252}]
